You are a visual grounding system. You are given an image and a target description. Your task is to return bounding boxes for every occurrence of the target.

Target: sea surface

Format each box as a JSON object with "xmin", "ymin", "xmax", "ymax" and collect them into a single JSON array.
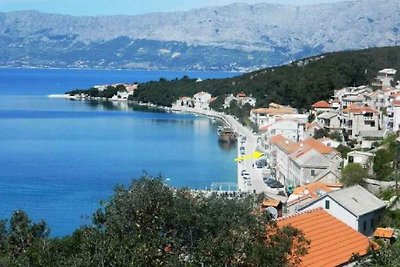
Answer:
[{"xmin": 0, "ymin": 68, "xmax": 239, "ymax": 236}]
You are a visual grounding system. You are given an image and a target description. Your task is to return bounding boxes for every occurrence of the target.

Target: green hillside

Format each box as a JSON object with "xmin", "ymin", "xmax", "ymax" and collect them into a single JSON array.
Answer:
[{"xmin": 132, "ymin": 46, "xmax": 400, "ymax": 110}]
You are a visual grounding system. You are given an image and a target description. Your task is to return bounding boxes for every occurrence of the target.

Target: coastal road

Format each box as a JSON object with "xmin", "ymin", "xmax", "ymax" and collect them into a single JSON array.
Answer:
[{"xmin": 171, "ymin": 105, "xmax": 271, "ymax": 194}]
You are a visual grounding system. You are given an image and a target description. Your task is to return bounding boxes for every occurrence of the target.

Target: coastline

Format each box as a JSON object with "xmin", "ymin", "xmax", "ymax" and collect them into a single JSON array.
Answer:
[
  {"xmin": 53, "ymin": 94, "xmax": 275, "ymax": 194},
  {"xmin": 170, "ymin": 105, "xmax": 271, "ymax": 194}
]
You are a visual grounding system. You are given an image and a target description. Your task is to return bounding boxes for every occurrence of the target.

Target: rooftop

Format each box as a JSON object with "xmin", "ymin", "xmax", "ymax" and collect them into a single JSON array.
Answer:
[
  {"xmin": 326, "ymin": 185, "xmax": 386, "ymax": 217},
  {"xmin": 277, "ymin": 208, "xmax": 371, "ymax": 267},
  {"xmin": 343, "ymin": 104, "xmax": 379, "ymax": 114},
  {"xmin": 374, "ymin": 228, "xmax": 395, "ymax": 239},
  {"xmin": 311, "ymin": 100, "xmax": 331, "ymax": 109}
]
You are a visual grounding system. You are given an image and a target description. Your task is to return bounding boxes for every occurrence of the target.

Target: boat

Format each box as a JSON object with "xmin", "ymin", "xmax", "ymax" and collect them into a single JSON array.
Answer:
[{"xmin": 217, "ymin": 126, "xmax": 237, "ymax": 143}]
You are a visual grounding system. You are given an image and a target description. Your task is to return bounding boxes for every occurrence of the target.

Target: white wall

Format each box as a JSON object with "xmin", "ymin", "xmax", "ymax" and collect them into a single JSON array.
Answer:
[{"xmin": 301, "ymin": 196, "xmax": 359, "ymax": 231}]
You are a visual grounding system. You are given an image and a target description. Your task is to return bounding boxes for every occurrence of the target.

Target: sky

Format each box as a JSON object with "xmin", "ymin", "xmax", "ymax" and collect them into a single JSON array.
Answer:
[{"xmin": 0, "ymin": 0, "xmax": 348, "ymax": 16}]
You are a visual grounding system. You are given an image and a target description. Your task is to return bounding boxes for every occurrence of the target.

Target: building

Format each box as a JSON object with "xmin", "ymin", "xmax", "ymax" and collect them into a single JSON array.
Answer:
[
  {"xmin": 311, "ymin": 100, "xmax": 332, "ymax": 114},
  {"xmin": 274, "ymin": 137, "xmax": 341, "ymax": 187},
  {"xmin": 286, "ymin": 139, "xmax": 341, "ymax": 187},
  {"xmin": 259, "ymin": 119, "xmax": 304, "ymax": 142},
  {"xmin": 317, "ymin": 112, "xmax": 341, "ymax": 132},
  {"xmin": 250, "ymin": 103, "xmax": 297, "ymax": 126},
  {"xmin": 344, "ymin": 151, "xmax": 374, "ymax": 173},
  {"xmin": 223, "ymin": 94, "xmax": 238, "ymax": 108},
  {"xmin": 317, "ymin": 137, "xmax": 341, "ymax": 149},
  {"xmin": 277, "ymin": 208, "xmax": 373, "ymax": 267},
  {"xmin": 236, "ymin": 93, "xmax": 257, "ymax": 107},
  {"xmin": 176, "ymin": 96, "xmax": 194, "ymax": 107},
  {"xmin": 286, "ymin": 182, "xmax": 342, "ymax": 213},
  {"xmin": 372, "ymin": 68, "xmax": 397, "ymax": 89},
  {"xmin": 299, "ymin": 185, "xmax": 386, "ymax": 236},
  {"xmin": 342, "ymin": 104, "xmax": 380, "ymax": 139},
  {"xmin": 193, "ymin": 91, "xmax": 212, "ymax": 110}
]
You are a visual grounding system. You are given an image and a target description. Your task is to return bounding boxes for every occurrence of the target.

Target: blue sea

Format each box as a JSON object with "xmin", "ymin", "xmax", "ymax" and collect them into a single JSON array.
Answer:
[{"xmin": 0, "ymin": 68, "xmax": 239, "ymax": 236}]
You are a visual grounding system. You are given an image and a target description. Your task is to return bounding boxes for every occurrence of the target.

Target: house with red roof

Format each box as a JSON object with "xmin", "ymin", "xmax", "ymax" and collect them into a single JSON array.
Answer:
[
  {"xmin": 276, "ymin": 208, "xmax": 374, "ymax": 267},
  {"xmin": 311, "ymin": 100, "xmax": 333, "ymax": 114},
  {"xmin": 342, "ymin": 104, "xmax": 380, "ymax": 139}
]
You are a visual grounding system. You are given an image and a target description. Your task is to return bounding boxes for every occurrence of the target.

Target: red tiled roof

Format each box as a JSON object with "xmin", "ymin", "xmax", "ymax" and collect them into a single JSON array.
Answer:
[
  {"xmin": 312, "ymin": 101, "xmax": 331, "ymax": 109},
  {"xmin": 393, "ymin": 99, "xmax": 400, "ymax": 107},
  {"xmin": 374, "ymin": 228, "xmax": 395, "ymax": 239},
  {"xmin": 277, "ymin": 208, "xmax": 371, "ymax": 267},
  {"xmin": 343, "ymin": 104, "xmax": 379, "ymax": 114},
  {"xmin": 292, "ymin": 182, "xmax": 333, "ymax": 199},
  {"xmin": 301, "ymin": 138, "xmax": 338, "ymax": 155}
]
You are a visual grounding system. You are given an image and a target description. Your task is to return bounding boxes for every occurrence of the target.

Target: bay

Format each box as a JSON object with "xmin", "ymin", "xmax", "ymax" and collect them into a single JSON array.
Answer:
[{"xmin": 0, "ymin": 68, "xmax": 239, "ymax": 236}]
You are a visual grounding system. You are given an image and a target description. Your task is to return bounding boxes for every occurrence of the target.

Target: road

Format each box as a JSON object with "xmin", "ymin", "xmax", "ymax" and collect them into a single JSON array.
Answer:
[{"xmin": 171, "ymin": 105, "xmax": 274, "ymax": 194}]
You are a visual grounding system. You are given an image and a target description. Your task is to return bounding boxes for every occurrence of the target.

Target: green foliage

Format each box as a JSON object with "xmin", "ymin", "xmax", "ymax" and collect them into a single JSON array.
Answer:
[
  {"xmin": 341, "ymin": 163, "xmax": 368, "ymax": 187},
  {"xmin": 313, "ymin": 128, "xmax": 329, "ymax": 139},
  {"xmin": 374, "ymin": 149, "xmax": 395, "ymax": 181},
  {"xmin": 329, "ymin": 131, "xmax": 343, "ymax": 142},
  {"xmin": 356, "ymin": 242, "xmax": 400, "ymax": 267},
  {"xmin": 66, "ymin": 85, "xmax": 126, "ymax": 99},
  {"xmin": 337, "ymin": 144, "xmax": 352, "ymax": 158},
  {"xmin": 126, "ymin": 46, "xmax": 400, "ymax": 109},
  {"xmin": 307, "ymin": 113, "xmax": 315, "ymax": 123},
  {"xmin": 0, "ymin": 177, "xmax": 309, "ymax": 266}
]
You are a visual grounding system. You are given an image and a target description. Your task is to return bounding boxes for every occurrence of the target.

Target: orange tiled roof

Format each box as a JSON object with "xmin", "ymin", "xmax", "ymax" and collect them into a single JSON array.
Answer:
[
  {"xmin": 374, "ymin": 228, "xmax": 395, "ymax": 238},
  {"xmin": 312, "ymin": 101, "xmax": 331, "ymax": 109},
  {"xmin": 301, "ymin": 138, "xmax": 338, "ymax": 155},
  {"xmin": 274, "ymin": 136, "xmax": 301, "ymax": 153},
  {"xmin": 277, "ymin": 208, "xmax": 371, "ymax": 267},
  {"xmin": 343, "ymin": 104, "xmax": 379, "ymax": 114},
  {"xmin": 262, "ymin": 199, "xmax": 281, "ymax": 207},
  {"xmin": 292, "ymin": 182, "xmax": 333, "ymax": 199},
  {"xmin": 269, "ymin": 134, "xmax": 286, "ymax": 145},
  {"xmin": 393, "ymin": 99, "xmax": 400, "ymax": 107},
  {"xmin": 237, "ymin": 92, "xmax": 246, "ymax": 98}
]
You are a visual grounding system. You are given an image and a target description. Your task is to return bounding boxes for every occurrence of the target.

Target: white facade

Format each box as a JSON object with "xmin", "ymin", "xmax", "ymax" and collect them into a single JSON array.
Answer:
[
  {"xmin": 344, "ymin": 151, "xmax": 374, "ymax": 171},
  {"xmin": 299, "ymin": 185, "xmax": 386, "ymax": 236},
  {"xmin": 193, "ymin": 92, "xmax": 212, "ymax": 110},
  {"xmin": 260, "ymin": 119, "xmax": 304, "ymax": 142}
]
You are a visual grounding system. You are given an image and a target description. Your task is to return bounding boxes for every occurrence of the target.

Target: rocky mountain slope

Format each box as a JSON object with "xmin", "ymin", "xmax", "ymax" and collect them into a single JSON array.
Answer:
[{"xmin": 1, "ymin": 0, "xmax": 400, "ymax": 70}]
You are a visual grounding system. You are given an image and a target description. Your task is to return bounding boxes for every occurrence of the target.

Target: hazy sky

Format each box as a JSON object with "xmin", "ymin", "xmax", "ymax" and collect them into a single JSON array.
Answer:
[{"xmin": 0, "ymin": 0, "xmax": 349, "ymax": 16}]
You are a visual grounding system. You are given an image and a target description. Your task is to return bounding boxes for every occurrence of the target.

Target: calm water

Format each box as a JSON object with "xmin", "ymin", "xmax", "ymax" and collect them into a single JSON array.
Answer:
[{"xmin": 0, "ymin": 68, "xmax": 238, "ymax": 236}]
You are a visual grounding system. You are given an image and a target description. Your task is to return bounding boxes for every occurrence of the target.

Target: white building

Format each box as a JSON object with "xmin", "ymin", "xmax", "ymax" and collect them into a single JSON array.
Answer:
[
  {"xmin": 250, "ymin": 103, "xmax": 297, "ymax": 126},
  {"xmin": 344, "ymin": 151, "xmax": 374, "ymax": 172},
  {"xmin": 299, "ymin": 185, "xmax": 386, "ymax": 236},
  {"xmin": 223, "ymin": 94, "xmax": 238, "ymax": 108},
  {"xmin": 193, "ymin": 91, "xmax": 212, "ymax": 110},
  {"xmin": 317, "ymin": 112, "xmax": 341, "ymax": 132},
  {"xmin": 342, "ymin": 104, "xmax": 380, "ymax": 139},
  {"xmin": 259, "ymin": 119, "xmax": 304, "ymax": 142},
  {"xmin": 373, "ymin": 68, "xmax": 397, "ymax": 89}
]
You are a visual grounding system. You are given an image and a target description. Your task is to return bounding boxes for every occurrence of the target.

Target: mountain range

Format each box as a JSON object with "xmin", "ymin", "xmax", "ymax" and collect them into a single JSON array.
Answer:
[{"xmin": 1, "ymin": 0, "xmax": 400, "ymax": 71}]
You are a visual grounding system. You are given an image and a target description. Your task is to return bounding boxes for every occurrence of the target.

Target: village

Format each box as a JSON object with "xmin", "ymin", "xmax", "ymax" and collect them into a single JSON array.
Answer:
[{"xmin": 172, "ymin": 68, "xmax": 400, "ymax": 266}]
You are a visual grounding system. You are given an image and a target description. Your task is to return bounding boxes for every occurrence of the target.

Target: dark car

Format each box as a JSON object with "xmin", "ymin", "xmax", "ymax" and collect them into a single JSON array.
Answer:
[
  {"xmin": 263, "ymin": 177, "xmax": 275, "ymax": 186},
  {"xmin": 269, "ymin": 180, "xmax": 284, "ymax": 189}
]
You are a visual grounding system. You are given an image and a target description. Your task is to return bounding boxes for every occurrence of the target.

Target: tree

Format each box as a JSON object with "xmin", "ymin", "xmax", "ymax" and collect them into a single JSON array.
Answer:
[
  {"xmin": 0, "ymin": 177, "xmax": 310, "ymax": 266},
  {"xmin": 329, "ymin": 131, "xmax": 343, "ymax": 142},
  {"xmin": 313, "ymin": 128, "xmax": 328, "ymax": 139},
  {"xmin": 341, "ymin": 163, "xmax": 368, "ymax": 186},
  {"xmin": 373, "ymin": 149, "xmax": 395, "ymax": 181}
]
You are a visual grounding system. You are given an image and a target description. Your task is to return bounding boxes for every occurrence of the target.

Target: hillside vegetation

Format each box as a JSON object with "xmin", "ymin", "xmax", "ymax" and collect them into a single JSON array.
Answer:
[
  {"xmin": 0, "ymin": 178, "xmax": 308, "ymax": 266},
  {"xmin": 132, "ymin": 46, "xmax": 400, "ymax": 110}
]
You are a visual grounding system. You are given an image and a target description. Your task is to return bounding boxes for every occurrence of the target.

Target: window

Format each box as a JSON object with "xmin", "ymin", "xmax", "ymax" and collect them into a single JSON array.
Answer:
[
  {"xmin": 363, "ymin": 221, "xmax": 367, "ymax": 232},
  {"xmin": 311, "ymin": 169, "xmax": 316, "ymax": 176},
  {"xmin": 348, "ymin": 156, "xmax": 354, "ymax": 163},
  {"xmin": 371, "ymin": 218, "xmax": 374, "ymax": 229},
  {"xmin": 325, "ymin": 200, "xmax": 330, "ymax": 209}
]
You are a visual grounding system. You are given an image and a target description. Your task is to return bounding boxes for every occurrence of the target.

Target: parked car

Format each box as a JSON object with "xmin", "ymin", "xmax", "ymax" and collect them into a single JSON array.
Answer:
[
  {"xmin": 241, "ymin": 170, "xmax": 250, "ymax": 179},
  {"xmin": 269, "ymin": 180, "xmax": 284, "ymax": 189},
  {"xmin": 263, "ymin": 177, "xmax": 275, "ymax": 186}
]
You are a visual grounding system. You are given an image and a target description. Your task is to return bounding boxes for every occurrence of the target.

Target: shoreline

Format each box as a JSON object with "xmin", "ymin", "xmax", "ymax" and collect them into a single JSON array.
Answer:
[{"xmin": 53, "ymin": 94, "xmax": 273, "ymax": 194}]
